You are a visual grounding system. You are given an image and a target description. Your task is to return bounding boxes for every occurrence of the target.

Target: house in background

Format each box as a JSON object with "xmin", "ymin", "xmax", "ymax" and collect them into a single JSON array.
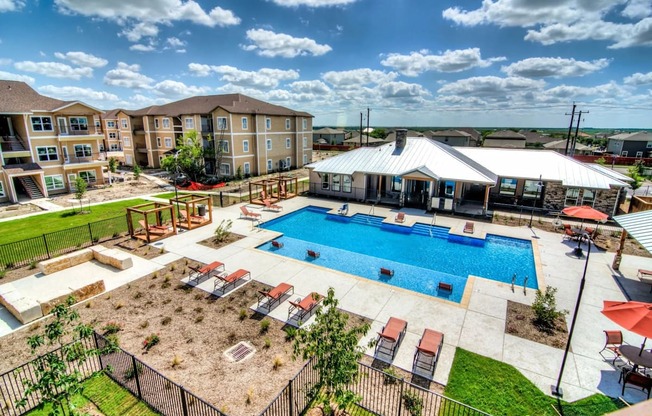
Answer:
[
  {"xmin": 0, "ymin": 80, "xmax": 107, "ymax": 203},
  {"xmin": 518, "ymin": 130, "xmax": 557, "ymax": 147},
  {"xmin": 429, "ymin": 129, "xmax": 477, "ymax": 147},
  {"xmin": 483, "ymin": 130, "xmax": 526, "ymax": 148},
  {"xmin": 607, "ymin": 131, "xmax": 652, "ymax": 158},
  {"xmin": 543, "ymin": 140, "xmax": 592, "ymax": 155},
  {"xmin": 455, "ymin": 127, "xmax": 482, "ymax": 144},
  {"xmin": 313, "ymin": 127, "xmax": 346, "ymax": 145}
]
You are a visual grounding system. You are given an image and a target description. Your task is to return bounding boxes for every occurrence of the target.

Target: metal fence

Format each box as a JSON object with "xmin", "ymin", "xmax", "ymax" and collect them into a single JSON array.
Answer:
[{"xmin": 0, "ymin": 215, "xmax": 129, "ymax": 269}]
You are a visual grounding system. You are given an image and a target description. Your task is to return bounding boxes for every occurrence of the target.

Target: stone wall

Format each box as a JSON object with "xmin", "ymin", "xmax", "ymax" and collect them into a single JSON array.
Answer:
[
  {"xmin": 543, "ymin": 181, "xmax": 622, "ymax": 216},
  {"xmin": 542, "ymin": 182, "xmax": 566, "ymax": 211}
]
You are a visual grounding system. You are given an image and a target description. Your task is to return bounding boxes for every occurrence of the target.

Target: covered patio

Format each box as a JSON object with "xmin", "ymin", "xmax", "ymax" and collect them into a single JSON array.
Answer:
[
  {"xmin": 126, "ymin": 202, "xmax": 177, "ymax": 243},
  {"xmin": 169, "ymin": 194, "xmax": 213, "ymax": 230}
]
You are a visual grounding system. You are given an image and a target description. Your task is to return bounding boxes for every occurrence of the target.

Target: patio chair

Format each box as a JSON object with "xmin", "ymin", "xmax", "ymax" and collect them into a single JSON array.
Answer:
[
  {"xmin": 271, "ymin": 240, "xmax": 283, "ymax": 249},
  {"xmin": 263, "ymin": 199, "xmax": 282, "ymax": 212},
  {"xmin": 213, "ymin": 268, "xmax": 251, "ymax": 293},
  {"xmin": 599, "ymin": 330, "xmax": 624, "ymax": 365},
  {"xmin": 413, "ymin": 328, "xmax": 444, "ymax": 375},
  {"xmin": 395, "ymin": 212, "xmax": 405, "ymax": 223},
  {"xmin": 639, "ymin": 269, "xmax": 652, "ymax": 279},
  {"xmin": 188, "ymin": 261, "xmax": 225, "ymax": 284},
  {"xmin": 375, "ymin": 317, "xmax": 407, "ymax": 361},
  {"xmin": 463, "ymin": 221, "xmax": 474, "ymax": 234},
  {"xmin": 621, "ymin": 368, "xmax": 652, "ymax": 399},
  {"xmin": 337, "ymin": 203, "xmax": 348, "ymax": 215},
  {"xmin": 240, "ymin": 206, "xmax": 262, "ymax": 220},
  {"xmin": 288, "ymin": 292, "xmax": 323, "ymax": 321},
  {"xmin": 257, "ymin": 282, "xmax": 294, "ymax": 311},
  {"xmin": 563, "ymin": 227, "xmax": 580, "ymax": 241}
]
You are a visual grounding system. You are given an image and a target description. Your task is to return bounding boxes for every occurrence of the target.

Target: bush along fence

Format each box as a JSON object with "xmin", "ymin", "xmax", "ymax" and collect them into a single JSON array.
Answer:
[{"xmin": 0, "ymin": 215, "xmax": 129, "ymax": 270}]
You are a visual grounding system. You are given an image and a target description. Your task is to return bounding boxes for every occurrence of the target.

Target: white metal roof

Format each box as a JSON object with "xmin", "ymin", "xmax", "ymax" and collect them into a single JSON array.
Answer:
[
  {"xmin": 585, "ymin": 164, "xmax": 634, "ymax": 183},
  {"xmin": 613, "ymin": 210, "xmax": 652, "ymax": 254},
  {"xmin": 307, "ymin": 137, "xmax": 496, "ymax": 184},
  {"xmin": 457, "ymin": 148, "xmax": 628, "ymax": 190}
]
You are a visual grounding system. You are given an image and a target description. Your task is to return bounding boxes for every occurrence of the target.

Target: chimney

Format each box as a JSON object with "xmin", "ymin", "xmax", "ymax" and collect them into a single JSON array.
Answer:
[{"xmin": 395, "ymin": 129, "xmax": 407, "ymax": 148}]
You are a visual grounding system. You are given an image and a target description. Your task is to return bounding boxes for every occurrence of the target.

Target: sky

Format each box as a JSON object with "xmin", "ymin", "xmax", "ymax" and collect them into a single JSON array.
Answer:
[{"xmin": 1, "ymin": 0, "xmax": 652, "ymax": 129}]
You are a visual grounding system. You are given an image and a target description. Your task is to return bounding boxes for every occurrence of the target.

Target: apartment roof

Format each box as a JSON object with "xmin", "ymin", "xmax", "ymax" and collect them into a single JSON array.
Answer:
[
  {"xmin": 486, "ymin": 130, "xmax": 526, "ymax": 140},
  {"xmin": 608, "ymin": 131, "xmax": 652, "ymax": 142},
  {"xmin": 0, "ymin": 80, "xmax": 68, "ymax": 113},
  {"xmin": 543, "ymin": 140, "xmax": 590, "ymax": 151},
  {"xmin": 308, "ymin": 137, "xmax": 497, "ymax": 184},
  {"xmin": 457, "ymin": 147, "xmax": 628, "ymax": 190},
  {"xmin": 314, "ymin": 127, "xmax": 345, "ymax": 134},
  {"xmin": 613, "ymin": 210, "xmax": 652, "ymax": 254},
  {"xmin": 585, "ymin": 163, "xmax": 634, "ymax": 183},
  {"xmin": 431, "ymin": 129, "xmax": 472, "ymax": 138},
  {"xmin": 518, "ymin": 130, "xmax": 557, "ymax": 144},
  {"xmin": 455, "ymin": 127, "xmax": 481, "ymax": 140}
]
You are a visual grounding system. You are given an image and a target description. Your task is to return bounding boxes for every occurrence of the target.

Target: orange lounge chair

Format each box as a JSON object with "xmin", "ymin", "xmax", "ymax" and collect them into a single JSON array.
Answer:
[
  {"xmin": 413, "ymin": 329, "xmax": 444, "ymax": 375},
  {"xmin": 263, "ymin": 199, "xmax": 283, "ymax": 212},
  {"xmin": 188, "ymin": 261, "xmax": 224, "ymax": 284},
  {"xmin": 375, "ymin": 317, "xmax": 407, "ymax": 361},
  {"xmin": 395, "ymin": 212, "xmax": 405, "ymax": 223},
  {"xmin": 639, "ymin": 269, "xmax": 652, "ymax": 279},
  {"xmin": 563, "ymin": 227, "xmax": 580, "ymax": 241},
  {"xmin": 240, "ymin": 205, "xmax": 262, "ymax": 220},
  {"xmin": 257, "ymin": 282, "xmax": 294, "ymax": 311},
  {"xmin": 288, "ymin": 292, "xmax": 323, "ymax": 320},
  {"xmin": 214, "ymin": 268, "xmax": 251, "ymax": 292},
  {"xmin": 463, "ymin": 221, "xmax": 474, "ymax": 234}
]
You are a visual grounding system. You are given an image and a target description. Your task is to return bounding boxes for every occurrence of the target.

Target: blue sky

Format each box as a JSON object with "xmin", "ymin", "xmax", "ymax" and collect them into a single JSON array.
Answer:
[{"xmin": 1, "ymin": 0, "xmax": 652, "ymax": 128}]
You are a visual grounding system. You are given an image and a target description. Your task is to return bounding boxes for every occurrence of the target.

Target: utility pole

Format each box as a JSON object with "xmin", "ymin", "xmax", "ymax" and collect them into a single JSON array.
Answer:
[
  {"xmin": 359, "ymin": 112, "xmax": 363, "ymax": 147},
  {"xmin": 570, "ymin": 110, "xmax": 588, "ymax": 156},
  {"xmin": 366, "ymin": 107, "xmax": 370, "ymax": 146},
  {"xmin": 564, "ymin": 103, "xmax": 576, "ymax": 156}
]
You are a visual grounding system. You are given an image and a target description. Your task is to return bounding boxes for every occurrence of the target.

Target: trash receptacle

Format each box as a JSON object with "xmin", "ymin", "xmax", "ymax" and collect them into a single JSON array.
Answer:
[{"xmin": 197, "ymin": 204, "xmax": 206, "ymax": 216}]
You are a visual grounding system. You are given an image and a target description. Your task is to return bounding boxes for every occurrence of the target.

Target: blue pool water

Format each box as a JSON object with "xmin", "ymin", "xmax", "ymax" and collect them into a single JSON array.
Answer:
[{"xmin": 257, "ymin": 206, "xmax": 537, "ymax": 302}]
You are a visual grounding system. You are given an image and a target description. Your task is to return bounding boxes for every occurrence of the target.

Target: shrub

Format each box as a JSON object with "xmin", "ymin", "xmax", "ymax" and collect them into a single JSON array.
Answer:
[
  {"xmin": 125, "ymin": 363, "xmax": 143, "ymax": 380},
  {"xmin": 171, "ymin": 355, "xmax": 182, "ymax": 368},
  {"xmin": 284, "ymin": 326, "xmax": 297, "ymax": 342},
  {"xmin": 161, "ymin": 317, "xmax": 172, "ymax": 325},
  {"xmin": 105, "ymin": 334, "xmax": 120, "ymax": 350},
  {"xmin": 263, "ymin": 338, "xmax": 271, "ymax": 349},
  {"xmin": 239, "ymin": 309, "xmax": 247, "ymax": 321},
  {"xmin": 140, "ymin": 321, "xmax": 149, "ymax": 329},
  {"xmin": 134, "ymin": 291, "xmax": 143, "ymax": 299},
  {"xmin": 402, "ymin": 391, "xmax": 423, "ymax": 416},
  {"xmin": 260, "ymin": 318, "xmax": 271, "ymax": 333},
  {"xmin": 272, "ymin": 356, "xmax": 283, "ymax": 370},
  {"xmin": 532, "ymin": 286, "xmax": 567, "ymax": 329},
  {"xmin": 28, "ymin": 260, "xmax": 37, "ymax": 270},
  {"xmin": 143, "ymin": 334, "xmax": 160, "ymax": 351},
  {"xmin": 195, "ymin": 315, "xmax": 204, "ymax": 323},
  {"xmin": 383, "ymin": 366, "xmax": 400, "ymax": 385},
  {"xmin": 102, "ymin": 321, "xmax": 123, "ymax": 335},
  {"xmin": 114, "ymin": 302, "xmax": 124, "ymax": 310},
  {"xmin": 246, "ymin": 387, "xmax": 254, "ymax": 405},
  {"xmin": 214, "ymin": 219, "xmax": 233, "ymax": 243}
]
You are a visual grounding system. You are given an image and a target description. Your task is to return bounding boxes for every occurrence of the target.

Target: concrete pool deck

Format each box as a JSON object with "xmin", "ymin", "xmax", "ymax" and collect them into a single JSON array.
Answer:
[{"xmin": 2, "ymin": 196, "xmax": 652, "ymax": 404}]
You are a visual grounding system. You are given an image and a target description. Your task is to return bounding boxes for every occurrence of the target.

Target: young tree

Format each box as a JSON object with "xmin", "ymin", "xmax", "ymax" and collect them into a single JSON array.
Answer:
[
  {"xmin": 107, "ymin": 157, "xmax": 118, "ymax": 185},
  {"xmin": 74, "ymin": 177, "xmax": 87, "ymax": 213},
  {"xmin": 18, "ymin": 297, "xmax": 104, "ymax": 415},
  {"xmin": 160, "ymin": 130, "xmax": 205, "ymax": 182},
  {"xmin": 293, "ymin": 288, "xmax": 370, "ymax": 415},
  {"xmin": 132, "ymin": 163, "xmax": 142, "ymax": 181}
]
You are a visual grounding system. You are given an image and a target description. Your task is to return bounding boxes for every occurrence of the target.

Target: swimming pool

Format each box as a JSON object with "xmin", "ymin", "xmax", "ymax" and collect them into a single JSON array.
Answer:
[{"xmin": 257, "ymin": 206, "xmax": 537, "ymax": 302}]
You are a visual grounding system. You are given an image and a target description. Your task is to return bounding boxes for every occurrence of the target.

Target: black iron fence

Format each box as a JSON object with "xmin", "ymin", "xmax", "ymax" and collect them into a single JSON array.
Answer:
[{"xmin": 0, "ymin": 216, "xmax": 130, "ymax": 269}]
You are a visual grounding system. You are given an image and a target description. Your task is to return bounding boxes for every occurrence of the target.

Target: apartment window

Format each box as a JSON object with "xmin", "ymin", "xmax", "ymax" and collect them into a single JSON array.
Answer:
[
  {"xmin": 164, "ymin": 137, "xmax": 172, "ymax": 148},
  {"xmin": 154, "ymin": 119, "xmax": 160, "ymax": 129},
  {"xmin": 647, "ymin": 141, "xmax": 652, "ymax": 148},
  {"xmin": 31, "ymin": 116, "xmax": 53, "ymax": 131},
  {"xmin": 156, "ymin": 137, "xmax": 162, "ymax": 147},
  {"xmin": 109, "ymin": 132, "xmax": 117, "ymax": 139},
  {"xmin": 243, "ymin": 162, "xmax": 251, "ymax": 175},
  {"xmin": 391, "ymin": 176, "xmax": 402, "ymax": 192},
  {"xmin": 99, "ymin": 143, "xmax": 105, "ymax": 152},
  {"xmin": 123, "ymin": 136, "xmax": 131, "ymax": 147},
  {"xmin": 321, "ymin": 173, "xmax": 330, "ymax": 190},
  {"xmin": 241, "ymin": 117, "xmax": 248, "ymax": 130},
  {"xmin": 342, "ymin": 175, "xmax": 352, "ymax": 193},
  {"xmin": 107, "ymin": 120, "xmax": 116, "ymax": 128},
  {"xmin": 74, "ymin": 144, "xmax": 92, "ymax": 157},
  {"xmin": 0, "ymin": 180, "xmax": 4, "ymax": 197},
  {"xmin": 285, "ymin": 119, "xmax": 291, "ymax": 130},
  {"xmin": 78, "ymin": 170, "xmax": 97, "ymax": 183},
  {"xmin": 286, "ymin": 138, "xmax": 291, "ymax": 149},
  {"xmin": 266, "ymin": 139, "xmax": 272, "ymax": 151},
  {"xmin": 621, "ymin": 151, "xmax": 628, "ymax": 156},
  {"xmin": 332, "ymin": 174, "xmax": 341, "ymax": 191},
  {"xmin": 303, "ymin": 137, "xmax": 308, "ymax": 148},
  {"xmin": 37, "ymin": 146, "xmax": 58, "ymax": 161},
  {"xmin": 218, "ymin": 140, "xmax": 229, "ymax": 153},
  {"xmin": 110, "ymin": 143, "xmax": 120, "ymax": 151},
  {"xmin": 267, "ymin": 159, "xmax": 273, "ymax": 171},
  {"xmin": 217, "ymin": 117, "xmax": 227, "ymax": 130},
  {"xmin": 266, "ymin": 118, "xmax": 271, "ymax": 129},
  {"xmin": 243, "ymin": 140, "xmax": 249, "ymax": 153},
  {"xmin": 522, "ymin": 180, "xmax": 542, "ymax": 199},
  {"xmin": 565, "ymin": 188, "xmax": 580, "ymax": 206},
  {"xmin": 499, "ymin": 178, "xmax": 517, "ymax": 195},
  {"xmin": 220, "ymin": 163, "xmax": 230, "ymax": 176},
  {"xmin": 45, "ymin": 175, "xmax": 65, "ymax": 191},
  {"xmin": 302, "ymin": 118, "xmax": 307, "ymax": 130},
  {"xmin": 636, "ymin": 151, "xmax": 643, "ymax": 158},
  {"xmin": 185, "ymin": 118, "xmax": 194, "ymax": 129},
  {"xmin": 121, "ymin": 118, "xmax": 128, "ymax": 128},
  {"xmin": 162, "ymin": 118, "xmax": 170, "ymax": 128},
  {"xmin": 303, "ymin": 154, "xmax": 308, "ymax": 165},
  {"xmin": 69, "ymin": 117, "xmax": 88, "ymax": 131},
  {"xmin": 582, "ymin": 189, "xmax": 595, "ymax": 206}
]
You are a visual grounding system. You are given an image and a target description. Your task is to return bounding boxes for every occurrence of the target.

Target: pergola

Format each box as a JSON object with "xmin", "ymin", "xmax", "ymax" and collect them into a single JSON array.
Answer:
[
  {"xmin": 168, "ymin": 194, "xmax": 213, "ymax": 230},
  {"xmin": 248, "ymin": 175, "xmax": 299, "ymax": 205},
  {"xmin": 126, "ymin": 202, "xmax": 177, "ymax": 243}
]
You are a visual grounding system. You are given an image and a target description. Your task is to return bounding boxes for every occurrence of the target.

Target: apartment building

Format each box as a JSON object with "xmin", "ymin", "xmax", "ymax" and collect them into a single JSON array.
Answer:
[
  {"xmin": 104, "ymin": 94, "xmax": 314, "ymax": 176},
  {"xmin": 0, "ymin": 80, "xmax": 107, "ymax": 203}
]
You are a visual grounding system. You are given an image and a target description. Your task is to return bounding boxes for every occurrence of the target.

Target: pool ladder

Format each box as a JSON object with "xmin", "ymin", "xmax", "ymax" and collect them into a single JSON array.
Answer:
[
  {"xmin": 511, "ymin": 273, "xmax": 528, "ymax": 294},
  {"xmin": 429, "ymin": 213, "xmax": 437, "ymax": 237},
  {"xmin": 367, "ymin": 204, "xmax": 375, "ymax": 222}
]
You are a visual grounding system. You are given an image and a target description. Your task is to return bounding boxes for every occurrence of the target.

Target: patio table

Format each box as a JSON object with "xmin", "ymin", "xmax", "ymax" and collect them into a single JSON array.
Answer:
[{"xmin": 620, "ymin": 345, "xmax": 652, "ymax": 371}]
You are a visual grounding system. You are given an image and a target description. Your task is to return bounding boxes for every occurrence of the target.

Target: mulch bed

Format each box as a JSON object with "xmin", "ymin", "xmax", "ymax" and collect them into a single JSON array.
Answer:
[
  {"xmin": 197, "ymin": 233, "xmax": 247, "ymax": 250},
  {"xmin": 505, "ymin": 300, "xmax": 568, "ymax": 349}
]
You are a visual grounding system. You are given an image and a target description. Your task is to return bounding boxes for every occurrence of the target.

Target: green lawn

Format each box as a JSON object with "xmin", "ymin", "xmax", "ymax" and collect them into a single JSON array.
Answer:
[
  {"xmin": 25, "ymin": 373, "xmax": 158, "ymax": 416},
  {"xmin": 150, "ymin": 191, "xmax": 194, "ymax": 200},
  {"xmin": 444, "ymin": 348, "xmax": 624, "ymax": 416}
]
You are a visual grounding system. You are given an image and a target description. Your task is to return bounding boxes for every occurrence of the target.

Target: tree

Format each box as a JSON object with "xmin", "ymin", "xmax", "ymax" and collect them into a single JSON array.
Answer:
[
  {"xmin": 74, "ymin": 177, "xmax": 87, "ymax": 213},
  {"xmin": 132, "ymin": 164, "xmax": 142, "ymax": 181},
  {"xmin": 107, "ymin": 157, "xmax": 118, "ymax": 185},
  {"xmin": 293, "ymin": 288, "xmax": 370, "ymax": 415},
  {"xmin": 160, "ymin": 130, "xmax": 205, "ymax": 182},
  {"xmin": 369, "ymin": 128, "xmax": 386, "ymax": 139},
  {"xmin": 18, "ymin": 297, "xmax": 104, "ymax": 415},
  {"xmin": 627, "ymin": 160, "xmax": 645, "ymax": 191}
]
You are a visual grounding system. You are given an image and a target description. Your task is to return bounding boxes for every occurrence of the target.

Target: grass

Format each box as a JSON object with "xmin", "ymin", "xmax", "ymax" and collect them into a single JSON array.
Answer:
[
  {"xmin": 25, "ymin": 373, "xmax": 158, "ymax": 416},
  {"xmin": 444, "ymin": 348, "xmax": 624, "ymax": 416},
  {"xmin": 150, "ymin": 192, "xmax": 194, "ymax": 200}
]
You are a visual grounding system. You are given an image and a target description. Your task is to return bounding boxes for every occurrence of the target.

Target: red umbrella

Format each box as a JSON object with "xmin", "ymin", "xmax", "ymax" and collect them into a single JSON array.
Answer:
[
  {"xmin": 562, "ymin": 205, "xmax": 608, "ymax": 222},
  {"xmin": 601, "ymin": 300, "xmax": 652, "ymax": 354}
]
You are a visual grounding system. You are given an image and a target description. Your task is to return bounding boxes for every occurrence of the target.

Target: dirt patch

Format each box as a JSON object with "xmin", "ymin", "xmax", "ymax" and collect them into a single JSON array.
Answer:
[
  {"xmin": 197, "ymin": 233, "xmax": 247, "ymax": 250},
  {"xmin": 505, "ymin": 300, "xmax": 568, "ymax": 349},
  {"xmin": 49, "ymin": 176, "xmax": 166, "ymax": 207}
]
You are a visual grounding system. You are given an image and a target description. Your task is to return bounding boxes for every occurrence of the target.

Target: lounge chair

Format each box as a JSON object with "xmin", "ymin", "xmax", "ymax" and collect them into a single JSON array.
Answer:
[
  {"xmin": 463, "ymin": 221, "xmax": 474, "ymax": 234},
  {"xmin": 179, "ymin": 209, "xmax": 204, "ymax": 224},
  {"xmin": 213, "ymin": 268, "xmax": 251, "ymax": 292},
  {"xmin": 395, "ymin": 212, "xmax": 405, "ymax": 223},
  {"xmin": 621, "ymin": 369, "xmax": 652, "ymax": 399},
  {"xmin": 263, "ymin": 199, "xmax": 282, "ymax": 212},
  {"xmin": 240, "ymin": 205, "xmax": 262, "ymax": 220},
  {"xmin": 257, "ymin": 282, "xmax": 294, "ymax": 311},
  {"xmin": 271, "ymin": 240, "xmax": 283, "ymax": 249},
  {"xmin": 639, "ymin": 269, "xmax": 652, "ymax": 293},
  {"xmin": 288, "ymin": 292, "xmax": 323, "ymax": 321},
  {"xmin": 413, "ymin": 328, "xmax": 444, "ymax": 375},
  {"xmin": 375, "ymin": 317, "xmax": 407, "ymax": 361},
  {"xmin": 380, "ymin": 267, "xmax": 394, "ymax": 277},
  {"xmin": 337, "ymin": 204, "xmax": 348, "ymax": 215},
  {"xmin": 563, "ymin": 227, "xmax": 580, "ymax": 241},
  {"xmin": 138, "ymin": 219, "xmax": 167, "ymax": 235},
  {"xmin": 600, "ymin": 330, "xmax": 624, "ymax": 365},
  {"xmin": 306, "ymin": 249, "xmax": 320, "ymax": 258},
  {"xmin": 188, "ymin": 261, "xmax": 225, "ymax": 284}
]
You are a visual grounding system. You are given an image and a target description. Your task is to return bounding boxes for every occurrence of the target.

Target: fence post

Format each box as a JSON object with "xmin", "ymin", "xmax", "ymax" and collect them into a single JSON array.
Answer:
[
  {"xmin": 42, "ymin": 234, "xmax": 51, "ymax": 259},
  {"xmin": 288, "ymin": 378, "xmax": 294, "ymax": 416},
  {"xmin": 131, "ymin": 355, "xmax": 142, "ymax": 399},
  {"xmin": 93, "ymin": 332, "xmax": 104, "ymax": 371},
  {"xmin": 88, "ymin": 223, "xmax": 94, "ymax": 245},
  {"xmin": 180, "ymin": 387, "xmax": 189, "ymax": 416},
  {"xmin": 397, "ymin": 378, "xmax": 404, "ymax": 416}
]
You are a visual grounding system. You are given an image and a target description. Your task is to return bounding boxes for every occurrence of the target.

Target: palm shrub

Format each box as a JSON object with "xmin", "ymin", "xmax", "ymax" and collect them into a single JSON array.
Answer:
[{"xmin": 531, "ymin": 286, "xmax": 567, "ymax": 329}]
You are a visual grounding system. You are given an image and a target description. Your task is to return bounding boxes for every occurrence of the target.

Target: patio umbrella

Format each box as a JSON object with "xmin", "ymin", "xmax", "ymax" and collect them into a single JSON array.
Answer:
[
  {"xmin": 601, "ymin": 300, "xmax": 652, "ymax": 355},
  {"xmin": 562, "ymin": 205, "xmax": 608, "ymax": 227}
]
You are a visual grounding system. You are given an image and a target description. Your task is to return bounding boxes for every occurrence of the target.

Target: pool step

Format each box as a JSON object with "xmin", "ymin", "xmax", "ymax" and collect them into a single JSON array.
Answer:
[
  {"xmin": 411, "ymin": 223, "xmax": 449, "ymax": 239},
  {"xmin": 349, "ymin": 214, "xmax": 384, "ymax": 227}
]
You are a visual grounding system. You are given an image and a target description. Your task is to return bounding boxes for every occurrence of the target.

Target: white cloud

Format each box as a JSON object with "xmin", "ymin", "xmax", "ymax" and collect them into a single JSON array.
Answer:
[
  {"xmin": 242, "ymin": 29, "xmax": 332, "ymax": 58},
  {"xmin": 437, "ymin": 76, "xmax": 545, "ymax": 98},
  {"xmin": 150, "ymin": 80, "xmax": 213, "ymax": 98},
  {"xmin": 289, "ymin": 80, "xmax": 331, "ymax": 94},
  {"xmin": 166, "ymin": 37, "xmax": 186, "ymax": 47},
  {"xmin": 120, "ymin": 22, "xmax": 159, "ymax": 42},
  {"xmin": 271, "ymin": 0, "xmax": 357, "ymax": 6},
  {"xmin": 0, "ymin": 0, "xmax": 24, "ymax": 12},
  {"xmin": 542, "ymin": 82, "xmax": 629, "ymax": 100},
  {"xmin": 321, "ymin": 68, "xmax": 397, "ymax": 87},
  {"xmin": 103, "ymin": 62, "xmax": 154, "ymax": 89},
  {"xmin": 188, "ymin": 63, "xmax": 300, "ymax": 89},
  {"xmin": 502, "ymin": 57, "xmax": 610, "ymax": 78},
  {"xmin": 38, "ymin": 85, "xmax": 119, "ymax": 102},
  {"xmin": 188, "ymin": 63, "xmax": 212, "ymax": 77},
  {"xmin": 624, "ymin": 71, "xmax": 652, "ymax": 85},
  {"xmin": 622, "ymin": 0, "xmax": 652, "ymax": 19},
  {"xmin": 381, "ymin": 48, "xmax": 506, "ymax": 76},
  {"xmin": 130, "ymin": 43, "xmax": 157, "ymax": 52},
  {"xmin": 378, "ymin": 81, "xmax": 431, "ymax": 100},
  {"xmin": 14, "ymin": 61, "xmax": 93, "ymax": 80},
  {"xmin": 54, "ymin": 51, "xmax": 108, "ymax": 68},
  {"xmin": 0, "ymin": 70, "xmax": 34, "ymax": 84},
  {"xmin": 609, "ymin": 17, "xmax": 652, "ymax": 48}
]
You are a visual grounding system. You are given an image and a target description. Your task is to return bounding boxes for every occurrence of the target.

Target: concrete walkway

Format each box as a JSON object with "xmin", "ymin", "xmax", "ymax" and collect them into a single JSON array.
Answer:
[{"xmin": 1, "ymin": 196, "xmax": 651, "ymax": 405}]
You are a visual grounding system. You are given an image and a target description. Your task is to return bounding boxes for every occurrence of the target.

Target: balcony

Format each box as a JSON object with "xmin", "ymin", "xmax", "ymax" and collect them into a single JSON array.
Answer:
[
  {"xmin": 1, "ymin": 136, "xmax": 31, "ymax": 158},
  {"xmin": 62, "ymin": 151, "xmax": 109, "ymax": 169},
  {"xmin": 57, "ymin": 125, "xmax": 103, "ymax": 140}
]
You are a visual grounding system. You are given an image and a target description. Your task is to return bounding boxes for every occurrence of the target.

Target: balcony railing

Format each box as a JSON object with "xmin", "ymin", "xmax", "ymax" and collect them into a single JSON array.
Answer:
[
  {"xmin": 57, "ymin": 126, "xmax": 103, "ymax": 136},
  {"xmin": 62, "ymin": 152, "xmax": 109, "ymax": 164}
]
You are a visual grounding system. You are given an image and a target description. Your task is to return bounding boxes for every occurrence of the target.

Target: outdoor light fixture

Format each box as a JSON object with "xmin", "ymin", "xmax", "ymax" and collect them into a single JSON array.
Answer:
[{"xmin": 528, "ymin": 175, "xmax": 543, "ymax": 228}]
